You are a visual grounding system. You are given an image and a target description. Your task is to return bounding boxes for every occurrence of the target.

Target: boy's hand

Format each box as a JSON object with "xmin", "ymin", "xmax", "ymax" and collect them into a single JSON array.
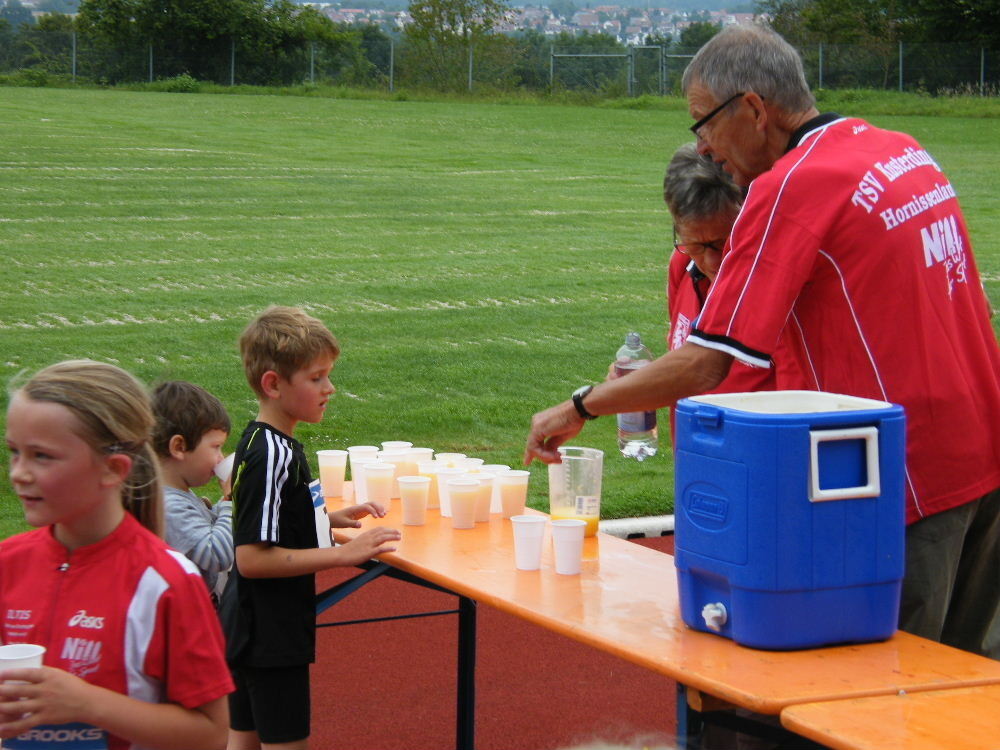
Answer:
[
  {"xmin": 0, "ymin": 667, "xmax": 91, "ymax": 737},
  {"xmin": 329, "ymin": 502, "xmax": 386, "ymax": 529},
  {"xmin": 337, "ymin": 527, "xmax": 401, "ymax": 566}
]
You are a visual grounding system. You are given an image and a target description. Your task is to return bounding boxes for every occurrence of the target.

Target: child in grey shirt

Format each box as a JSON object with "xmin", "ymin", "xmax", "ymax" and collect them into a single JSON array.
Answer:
[{"xmin": 152, "ymin": 380, "xmax": 234, "ymax": 602}]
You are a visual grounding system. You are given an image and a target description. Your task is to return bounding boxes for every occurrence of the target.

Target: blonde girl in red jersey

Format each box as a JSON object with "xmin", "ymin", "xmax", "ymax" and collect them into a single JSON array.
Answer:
[{"xmin": 0, "ymin": 360, "xmax": 232, "ymax": 750}]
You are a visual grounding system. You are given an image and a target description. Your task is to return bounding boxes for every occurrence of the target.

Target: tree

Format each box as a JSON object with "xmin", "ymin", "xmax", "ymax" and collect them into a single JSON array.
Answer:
[
  {"xmin": 402, "ymin": 0, "xmax": 514, "ymax": 90},
  {"xmin": 676, "ymin": 20, "xmax": 720, "ymax": 52}
]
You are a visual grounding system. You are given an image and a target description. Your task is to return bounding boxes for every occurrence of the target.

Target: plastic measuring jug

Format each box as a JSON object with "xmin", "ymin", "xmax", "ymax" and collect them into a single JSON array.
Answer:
[{"xmin": 547, "ymin": 446, "xmax": 603, "ymax": 537}]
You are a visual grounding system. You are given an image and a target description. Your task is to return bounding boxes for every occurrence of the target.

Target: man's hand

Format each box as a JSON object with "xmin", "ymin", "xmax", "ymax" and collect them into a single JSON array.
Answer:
[{"xmin": 524, "ymin": 400, "xmax": 585, "ymax": 466}]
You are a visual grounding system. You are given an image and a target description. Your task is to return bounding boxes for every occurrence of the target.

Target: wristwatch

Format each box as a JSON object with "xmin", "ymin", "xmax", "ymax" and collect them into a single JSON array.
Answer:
[{"xmin": 572, "ymin": 385, "xmax": 598, "ymax": 420}]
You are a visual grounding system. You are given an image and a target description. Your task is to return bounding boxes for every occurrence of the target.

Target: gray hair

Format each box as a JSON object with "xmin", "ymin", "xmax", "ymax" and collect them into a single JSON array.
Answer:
[
  {"xmin": 681, "ymin": 25, "xmax": 814, "ymax": 114},
  {"xmin": 664, "ymin": 143, "xmax": 743, "ymax": 223}
]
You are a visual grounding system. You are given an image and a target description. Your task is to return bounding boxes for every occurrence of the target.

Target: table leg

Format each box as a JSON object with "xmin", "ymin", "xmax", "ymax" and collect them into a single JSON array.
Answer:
[
  {"xmin": 457, "ymin": 596, "xmax": 477, "ymax": 750},
  {"xmin": 676, "ymin": 683, "xmax": 703, "ymax": 750}
]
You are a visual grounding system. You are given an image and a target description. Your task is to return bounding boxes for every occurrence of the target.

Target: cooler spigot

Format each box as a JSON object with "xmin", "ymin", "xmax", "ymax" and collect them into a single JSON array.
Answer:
[{"xmin": 701, "ymin": 602, "xmax": 728, "ymax": 632}]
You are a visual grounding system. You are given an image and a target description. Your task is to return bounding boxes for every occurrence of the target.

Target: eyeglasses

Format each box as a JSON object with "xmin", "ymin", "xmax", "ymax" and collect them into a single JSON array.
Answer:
[
  {"xmin": 673, "ymin": 226, "xmax": 725, "ymax": 257},
  {"xmin": 689, "ymin": 91, "xmax": 745, "ymax": 138}
]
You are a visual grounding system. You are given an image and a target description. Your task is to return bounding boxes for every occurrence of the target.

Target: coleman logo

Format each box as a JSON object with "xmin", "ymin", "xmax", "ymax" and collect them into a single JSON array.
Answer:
[{"xmin": 68, "ymin": 611, "xmax": 104, "ymax": 629}]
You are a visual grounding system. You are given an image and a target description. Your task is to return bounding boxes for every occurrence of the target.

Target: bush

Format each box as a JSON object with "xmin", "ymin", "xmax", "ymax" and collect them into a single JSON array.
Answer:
[{"xmin": 158, "ymin": 72, "xmax": 199, "ymax": 93}]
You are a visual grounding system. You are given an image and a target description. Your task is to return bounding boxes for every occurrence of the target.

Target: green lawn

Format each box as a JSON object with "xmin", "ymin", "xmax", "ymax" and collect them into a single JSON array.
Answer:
[{"xmin": 2, "ymin": 87, "xmax": 999, "ymax": 539}]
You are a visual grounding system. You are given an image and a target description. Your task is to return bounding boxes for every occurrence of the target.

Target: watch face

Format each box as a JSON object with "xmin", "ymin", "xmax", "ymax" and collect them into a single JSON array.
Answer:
[{"xmin": 574, "ymin": 385, "xmax": 592, "ymax": 398}]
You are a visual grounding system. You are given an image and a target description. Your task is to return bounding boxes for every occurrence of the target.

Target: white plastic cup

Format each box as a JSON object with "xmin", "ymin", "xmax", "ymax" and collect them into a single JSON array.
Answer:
[
  {"xmin": 551, "ymin": 519, "xmax": 587, "ymax": 575},
  {"xmin": 398, "ymin": 476, "xmax": 430, "ymax": 526},
  {"xmin": 482, "ymin": 464, "xmax": 511, "ymax": 513},
  {"xmin": 381, "ymin": 440, "xmax": 413, "ymax": 451},
  {"xmin": 408, "ymin": 447, "xmax": 434, "ymax": 465},
  {"xmin": 348, "ymin": 446, "xmax": 379, "ymax": 502},
  {"xmin": 498, "ymin": 470, "xmax": 530, "ymax": 518},
  {"xmin": 435, "ymin": 453, "xmax": 466, "ymax": 468},
  {"xmin": 447, "ymin": 478, "xmax": 479, "ymax": 529},
  {"xmin": 468, "ymin": 473, "xmax": 494, "ymax": 523},
  {"xmin": 214, "ymin": 453, "xmax": 235, "ymax": 482},
  {"xmin": 379, "ymin": 449, "xmax": 410, "ymax": 499},
  {"xmin": 364, "ymin": 462, "xmax": 396, "ymax": 505},
  {"xmin": 435, "ymin": 467, "xmax": 467, "ymax": 517},
  {"xmin": 316, "ymin": 450, "xmax": 348, "ymax": 501},
  {"xmin": 511, "ymin": 516, "xmax": 547, "ymax": 571},
  {"xmin": 0, "ymin": 644, "xmax": 45, "ymax": 684},
  {"xmin": 458, "ymin": 457, "xmax": 485, "ymax": 470},
  {"xmin": 417, "ymin": 461, "xmax": 441, "ymax": 509}
]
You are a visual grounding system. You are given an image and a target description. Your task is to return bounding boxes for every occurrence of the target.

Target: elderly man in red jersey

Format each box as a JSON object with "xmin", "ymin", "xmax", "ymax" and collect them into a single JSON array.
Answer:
[{"xmin": 526, "ymin": 24, "xmax": 1000, "ymax": 658}]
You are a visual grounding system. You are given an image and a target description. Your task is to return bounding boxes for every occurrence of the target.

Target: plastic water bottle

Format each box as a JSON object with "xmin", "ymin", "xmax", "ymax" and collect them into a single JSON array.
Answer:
[{"xmin": 614, "ymin": 332, "xmax": 658, "ymax": 461}]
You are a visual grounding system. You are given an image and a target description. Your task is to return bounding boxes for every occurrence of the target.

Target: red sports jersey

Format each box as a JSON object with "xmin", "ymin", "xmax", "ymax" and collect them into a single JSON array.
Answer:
[
  {"xmin": 666, "ymin": 251, "xmax": 777, "ymax": 442},
  {"xmin": 0, "ymin": 513, "xmax": 233, "ymax": 750},
  {"xmin": 689, "ymin": 115, "xmax": 1000, "ymax": 524}
]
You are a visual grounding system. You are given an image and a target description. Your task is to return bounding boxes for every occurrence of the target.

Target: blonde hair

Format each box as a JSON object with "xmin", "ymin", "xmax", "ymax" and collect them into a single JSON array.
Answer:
[
  {"xmin": 19, "ymin": 360, "xmax": 164, "ymax": 537},
  {"xmin": 240, "ymin": 306, "xmax": 340, "ymax": 398}
]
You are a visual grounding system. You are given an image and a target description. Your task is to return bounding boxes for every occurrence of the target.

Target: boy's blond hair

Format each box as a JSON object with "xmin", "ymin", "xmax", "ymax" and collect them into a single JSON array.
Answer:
[{"xmin": 240, "ymin": 306, "xmax": 340, "ymax": 398}]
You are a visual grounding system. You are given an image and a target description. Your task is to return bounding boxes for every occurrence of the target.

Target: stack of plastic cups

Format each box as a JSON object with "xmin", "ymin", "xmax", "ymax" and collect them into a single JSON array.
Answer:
[
  {"xmin": 417, "ymin": 461, "xmax": 441, "ymax": 509},
  {"xmin": 348, "ymin": 446, "xmax": 379, "ymax": 502},
  {"xmin": 435, "ymin": 467, "xmax": 466, "ymax": 517},
  {"xmin": 482, "ymin": 464, "xmax": 511, "ymax": 513}
]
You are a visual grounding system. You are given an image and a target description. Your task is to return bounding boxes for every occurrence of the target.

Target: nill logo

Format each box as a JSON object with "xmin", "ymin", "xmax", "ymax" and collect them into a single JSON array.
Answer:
[
  {"xmin": 61, "ymin": 637, "xmax": 103, "ymax": 663},
  {"xmin": 921, "ymin": 214, "xmax": 963, "ymax": 269}
]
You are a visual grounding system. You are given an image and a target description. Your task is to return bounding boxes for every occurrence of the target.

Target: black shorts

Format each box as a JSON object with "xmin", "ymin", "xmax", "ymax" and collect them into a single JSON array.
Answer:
[{"xmin": 229, "ymin": 664, "xmax": 311, "ymax": 744}]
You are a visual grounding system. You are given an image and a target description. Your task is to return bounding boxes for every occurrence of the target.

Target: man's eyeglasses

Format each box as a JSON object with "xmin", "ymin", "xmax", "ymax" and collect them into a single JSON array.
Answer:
[
  {"xmin": 689, "ymin": 91, "xmax": 745, "ymax": 138},
  {"xmin": 673, "ymin": 226, "xmax": 725, "ymax": 257}
]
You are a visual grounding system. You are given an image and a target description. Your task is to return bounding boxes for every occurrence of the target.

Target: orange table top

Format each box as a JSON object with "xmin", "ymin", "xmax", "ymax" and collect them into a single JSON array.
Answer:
[
  {"xmin": 780, "ymin": 684, "xmax": 1000, "ymax": 750},
  {"xmin": 331, "ymin": 495, "xmax": 1000, "ymax": 715}
]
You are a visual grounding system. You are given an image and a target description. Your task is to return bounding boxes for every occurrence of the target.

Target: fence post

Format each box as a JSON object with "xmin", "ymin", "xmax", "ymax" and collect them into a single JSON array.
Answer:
[
  {"xmin": 627, "ymin": 45, "xmax": 633, "ymax": 97},
  {"xmin": 549, "ymin": 45, "xmax": 554, "ymax": 89},
  {"xmin": 148, "ymin": 43, "xmax": 153, "ymax": 83},
  {"xmin": 468, "ymin": 43, "xmax": 473, "ymax": 92},
  {"xmin": 389, "ymin": 39, "xmax": 394, "ymax": 92},
  {"xmin": 659, "ymin": 44, "xmax": 665, "ymax": 96},
  {"xmin": 981, "ymin": 48, "xmax": 986, "ymax": 96},
  {"xmin": 230, "ymin": 38, "xmax": 235, "ymax": 86},
  {"xmin": 898, "ymin": 40, "xmax": 903, "ymax": 92},
  {"xmin": 310, "ymin": 41, "xmax": 315, "ymax": 84},
  {"xmin": 818, "ymin": 43, "xmax": 823, "ymax": 89},
  {"xmin": 71, "ymin": 31, "xmax": 76, "ymax": 82}
]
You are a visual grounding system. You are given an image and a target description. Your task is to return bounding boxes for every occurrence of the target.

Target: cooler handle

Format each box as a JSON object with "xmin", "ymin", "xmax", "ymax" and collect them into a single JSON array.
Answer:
[{"xmin": 808, "ymin": 426, "xmax": 881, "ymax": 502}]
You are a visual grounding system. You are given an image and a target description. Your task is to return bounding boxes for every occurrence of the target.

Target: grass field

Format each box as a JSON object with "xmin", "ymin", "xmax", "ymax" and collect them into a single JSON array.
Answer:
[{"xmin": 2, "ymin": 87, "xmax": 999, "ymax": 539}]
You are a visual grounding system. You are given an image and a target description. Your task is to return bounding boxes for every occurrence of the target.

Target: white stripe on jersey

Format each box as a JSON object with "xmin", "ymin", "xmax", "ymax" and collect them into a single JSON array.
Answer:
[
  {"xmin": 125, "ymin": 567, "xmax": 168, "ymax": 707},
  {"xmin": 165, "ymin": 548, "xmax": 201, "ymax": 576},
  {"xmin": 789, "ymin": 313, "xmax": 821, "ymax": 390},
  {"xmin": 814, "ymin": 249, "xmax": 922, "ymax": 515},
  {"xmin": 686, "ymin": 332, "xmax": 771, "ymax": 369},
  {"xmin": 260, "ymin": 430, "xmax": 293, "ymax": 543}
]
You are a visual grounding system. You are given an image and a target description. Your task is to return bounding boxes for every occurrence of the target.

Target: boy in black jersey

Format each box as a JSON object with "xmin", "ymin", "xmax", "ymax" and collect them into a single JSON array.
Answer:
[{"xmin": 220, "ymin": 306, "xmax": 400, "ymax": 749}]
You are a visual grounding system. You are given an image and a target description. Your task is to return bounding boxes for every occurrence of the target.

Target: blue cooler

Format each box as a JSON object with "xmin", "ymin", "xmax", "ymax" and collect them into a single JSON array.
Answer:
[{"xmin": 673, "ymin": 391, "xmax": 906, "ymax": 650}]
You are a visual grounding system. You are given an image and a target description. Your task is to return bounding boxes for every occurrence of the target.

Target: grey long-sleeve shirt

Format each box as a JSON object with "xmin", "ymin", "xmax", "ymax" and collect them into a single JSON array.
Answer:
[{"xmin": 163, "ymin": 486, "xmax": 234, "ymax": 598}]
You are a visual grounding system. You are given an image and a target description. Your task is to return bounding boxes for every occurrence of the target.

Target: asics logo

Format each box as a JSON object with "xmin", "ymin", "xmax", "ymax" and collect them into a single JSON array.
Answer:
[{"xmin": 68, "ymin": 610, "xmax": 105, "ymax": 629}]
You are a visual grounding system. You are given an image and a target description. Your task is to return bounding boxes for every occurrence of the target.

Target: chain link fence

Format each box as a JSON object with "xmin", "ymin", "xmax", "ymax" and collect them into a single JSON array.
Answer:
[{"xmin": 1, "ymin": 30, "xmax": 997, "ymax": 96}]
